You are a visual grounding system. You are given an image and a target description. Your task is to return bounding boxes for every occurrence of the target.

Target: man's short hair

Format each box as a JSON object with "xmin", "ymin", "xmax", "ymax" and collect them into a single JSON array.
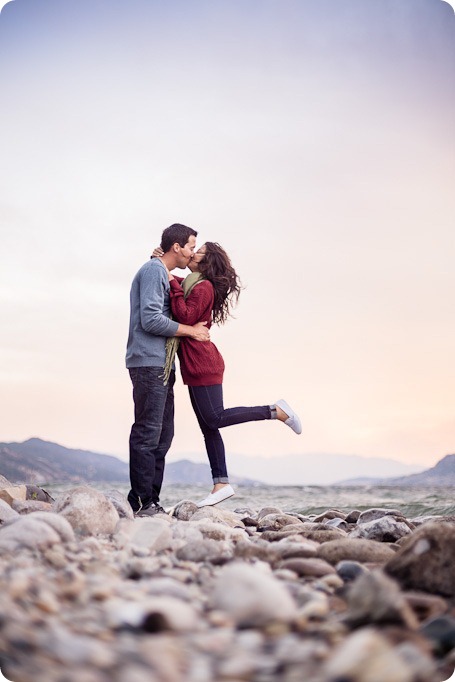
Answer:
[{"xmin": 160, "ymin": 223, "xmax": 198, "ymax": 252}]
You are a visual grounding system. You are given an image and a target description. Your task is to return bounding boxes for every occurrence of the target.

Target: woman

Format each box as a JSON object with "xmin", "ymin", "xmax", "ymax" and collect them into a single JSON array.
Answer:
[{"xmin": 155, "ymin": 242, "xmax": 302, "ymax": 507}]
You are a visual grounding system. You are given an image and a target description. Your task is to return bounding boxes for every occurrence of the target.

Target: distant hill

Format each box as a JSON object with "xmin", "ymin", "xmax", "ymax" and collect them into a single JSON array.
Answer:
[
  {"xmin": 337, "ymin": 454, "xmax": 455, "ymax": 487},
  {"xmin": 0, "ymin": 438, "xmax": 259, "ymax": 486},
  {"xmin": 0, "ymin": 438, "xmax": 129, "ymax": 484}
]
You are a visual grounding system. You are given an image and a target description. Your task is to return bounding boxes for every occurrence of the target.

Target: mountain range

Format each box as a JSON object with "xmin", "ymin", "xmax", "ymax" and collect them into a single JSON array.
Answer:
[
  {"xmin": 0, "ymin": 437, "xmax": 453, "ymax": 487},
  {"xmin": 0, "ymin": 438, "xmax": 255, "ymax": 486},
  {"xmin": 338, "ymin": 454, "xmax": 455, "ymax": 487}
]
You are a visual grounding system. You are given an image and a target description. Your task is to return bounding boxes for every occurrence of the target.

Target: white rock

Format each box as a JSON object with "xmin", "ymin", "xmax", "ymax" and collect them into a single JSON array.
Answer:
[
  {"xmin": 53, "ymin": 486, "xmax": 120, "ymax": 536},
  {"xmin": 211, "ymin": 561, "xmax": 298, "ymax": 627},
  {"xmin": 116, "ymin": 517, "xmax": 173, "ymax": 552},
  {"xmin": 324, "ymin": 628, "xmax": 416, "ymax": 682},
  {"xmin": 350, "ymin": 516, "xmax": 412, "ymax": 542},
  {"xmin": 0, "ymin": 516, "xmax": 62, "ymax": 551},
  {"xmin": 0, "ymin": 498, "xmax": 19, "ymax": 523},
  {"xmin": 23, "ymin": 512, "xmax": 75, "ymax": 543},
  {"xmin": 190, "ymin": 506, "xmax": 245, "ymax": 528}
]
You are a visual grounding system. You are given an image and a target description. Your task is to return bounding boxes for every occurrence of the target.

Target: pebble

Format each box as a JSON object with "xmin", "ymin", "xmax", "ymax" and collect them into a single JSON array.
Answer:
[{"xmin": 0, "ymin": 483, "xmax": 452, "ymax": 681}]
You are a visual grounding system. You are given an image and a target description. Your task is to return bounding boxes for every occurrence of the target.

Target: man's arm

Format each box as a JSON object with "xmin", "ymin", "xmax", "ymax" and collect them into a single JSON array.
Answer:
[{"xmin": 175, "ymin": 320, "xmax": 209, "ymax": 341}]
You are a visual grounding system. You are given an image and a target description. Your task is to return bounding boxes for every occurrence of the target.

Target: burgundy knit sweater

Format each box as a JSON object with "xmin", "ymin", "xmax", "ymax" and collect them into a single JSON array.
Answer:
[{"xmin": 169, "ymin": 277, "xmax": 225, "ymax": 386}]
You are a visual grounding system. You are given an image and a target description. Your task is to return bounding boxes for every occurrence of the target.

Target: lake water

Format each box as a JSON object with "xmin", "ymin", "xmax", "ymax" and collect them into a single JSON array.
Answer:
[{"xmin": 47, "ymin": 483, "xmax": 455, "ymax": 518}]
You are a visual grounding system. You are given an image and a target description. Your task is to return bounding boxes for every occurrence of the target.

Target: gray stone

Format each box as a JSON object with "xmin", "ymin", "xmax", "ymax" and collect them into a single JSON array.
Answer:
[
  {"xmin": 279, "ymin": 557, "xmax": 336, "ymax": 578},
  {"xmin": 271, "ymin": 538, "xmax": 319, "ymax": 560},
  {"xmin": 357, "ymin": 508, "xmax": 404, "ymax": 524},
  {"xmin": 176, "ymin": 538, "xmax": 234, "ymax": 564},
  {"xmin": 211, "ymin": 562, "xmax": 298, "ymax": 627},
  {"xmin": 104, "ymin": 490, "xmax": 134, "ymax": 519},
  {"xmin": 12, "ymin": 500, "xmax": 53, "ymax": 514},
  {"xmin": 190, "ymin": 506, "xmax": 245, "ymax": 528},
  {"xmin": 116, "ymin": 517, "xmax": 173, "ymax": 552},
  {"xmin": 0, "ymin": 498, "xmax": 19, "ymax": 523},
  {"xmin": 385, "ymin": 522, "xmax": 455, "ymax": 597},
  {"xmin": 257, "ymin": 512, "xmax": 306, "ymax": 531},
  {"xmin": 0, "ymin": 516, "xmax": 63, "ymax": 551},
  {"xmin": 171, "ymin": 499, "xmax": 199, "ymax": 520},
  {"xmin": 420, "ymin": 615, "xmax": 455, "ymax": 656},
  {"xmin": 171, "ymin": 520, "xmax": 204, "ymax": 545},
  {"xmin": 257, "ymin": 506, "xmax": 283, "ymax": 520},
  {"xmin": 344, "ymin": 570, "xmax": 419, "ymax": 629},
  {"xmin": 317, "ymin": 538, "xmax": 396, "ymax": 565},
  {"xmin": 53, "ymin": 486, "xmax": 120, "ymax": 536},
  {"xmin": 350, "ymin": 515, "xmax": 413, "ymax": 543},
  {"xmin": 324, "ymin": 628, "xmax": 423, "ymax": 682},
  {"xmin": 29, "ymin": 511, "xmax": 77, "ymax": 543},
  {"xmin": 336, "ymin": 560, "xmax": 370, "ymax": 583},
  {"xmin": 325, "ymin": 517, "xmax": 349, "ymax": 531},
  {"xmin": 313, "ymin": 509, "xmax": 346, "ymax": 523},
  {"xmin": 345, "ymin": 509, "xmax": 362, "ymax": 523},
  {"xmin": 260, "ymin": 527, "xmax": 346, "ymax": 543},
  {"xmin": 25, "ymin": 485, "xmax": 54, "ymax": 502}
]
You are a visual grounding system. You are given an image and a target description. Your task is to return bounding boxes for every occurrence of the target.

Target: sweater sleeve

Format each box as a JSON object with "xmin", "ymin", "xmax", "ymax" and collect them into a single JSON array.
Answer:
[
  {"xmin": 169, "ymin": 279, "xmax": 213, "ymax": 326},
  {"xmin": 140, "ymin": 263, "xmax": 179, "ymax": 336}
]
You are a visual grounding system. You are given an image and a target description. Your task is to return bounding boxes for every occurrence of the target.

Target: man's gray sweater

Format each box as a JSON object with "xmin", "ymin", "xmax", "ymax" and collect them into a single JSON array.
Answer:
[{"xmin": 126, "ymin": 259, "xmax": 179, "ymax": 368}]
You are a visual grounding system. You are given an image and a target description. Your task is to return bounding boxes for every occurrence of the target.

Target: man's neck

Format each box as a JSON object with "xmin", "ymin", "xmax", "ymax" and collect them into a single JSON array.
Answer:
[{"xmin": 160, "ymin": 253, "xmax": 177, "ymax": 271}]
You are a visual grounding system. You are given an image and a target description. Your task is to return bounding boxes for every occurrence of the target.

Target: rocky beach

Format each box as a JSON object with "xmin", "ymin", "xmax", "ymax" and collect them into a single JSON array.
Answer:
[{"xmin": 0, "ymin": 478, "xmax": 454, "ymax": 682}]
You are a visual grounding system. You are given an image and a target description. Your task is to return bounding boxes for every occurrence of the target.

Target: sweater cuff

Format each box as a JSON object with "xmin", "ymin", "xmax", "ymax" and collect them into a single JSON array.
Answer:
[{"xmin": 169, "ymin": 279, "xmax": 183, "ymax": 294}]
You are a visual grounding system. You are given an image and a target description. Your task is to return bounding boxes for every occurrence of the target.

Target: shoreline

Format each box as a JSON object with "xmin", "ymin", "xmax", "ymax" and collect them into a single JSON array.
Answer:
[{"xmin": 0, "ymin": 483, "xmax": 454, "ymax": 681}]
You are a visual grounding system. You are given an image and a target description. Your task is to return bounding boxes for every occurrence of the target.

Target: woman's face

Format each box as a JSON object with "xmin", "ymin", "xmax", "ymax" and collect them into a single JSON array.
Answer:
[{"xmin": 188, "ymin": 244, "xmax": 206, "ymax": 271}]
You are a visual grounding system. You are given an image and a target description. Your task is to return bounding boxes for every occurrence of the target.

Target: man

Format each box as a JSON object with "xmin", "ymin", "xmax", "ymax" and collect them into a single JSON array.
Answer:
[{"xmin": 126, "ymin": 223, "xmax": 209, "ymax": 516}]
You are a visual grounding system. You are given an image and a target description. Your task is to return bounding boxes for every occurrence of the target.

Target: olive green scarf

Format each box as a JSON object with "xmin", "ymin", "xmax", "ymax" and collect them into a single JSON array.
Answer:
[{"xmin": 163, "ymin": 272, "xmax": 205, "ymax": 385}]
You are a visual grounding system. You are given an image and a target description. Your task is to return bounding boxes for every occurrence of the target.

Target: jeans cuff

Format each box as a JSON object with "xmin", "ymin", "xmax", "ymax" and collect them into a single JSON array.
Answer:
[
  {"xmin": 213, "ymin": 477, "xmax": 230, "ymax": 484},
  {"xmin": 269, "ymin": 404, "xmax": 278, "ymax": 419}
]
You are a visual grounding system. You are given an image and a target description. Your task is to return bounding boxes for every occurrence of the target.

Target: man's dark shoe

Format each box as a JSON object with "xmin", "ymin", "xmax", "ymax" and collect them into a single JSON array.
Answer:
[{"xmin": 135, "ymin": 503, "xmax": 167, "ymax": 518}]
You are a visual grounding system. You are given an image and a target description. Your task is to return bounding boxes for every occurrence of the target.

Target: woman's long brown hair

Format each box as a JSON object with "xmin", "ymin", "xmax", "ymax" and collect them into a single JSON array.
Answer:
[{"xmin": 197, "ymin": 242, "xmax": 242, "ymax": 325}]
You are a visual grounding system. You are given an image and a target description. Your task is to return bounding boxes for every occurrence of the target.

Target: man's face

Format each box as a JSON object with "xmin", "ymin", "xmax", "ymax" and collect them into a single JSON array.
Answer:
[
  {"xmin": 176, "ymin": 235, "xmax": 196, "ymax": 268},
  {"xmin": 188, "ymin": 244, "xmax": 206, "ymax": 272}
]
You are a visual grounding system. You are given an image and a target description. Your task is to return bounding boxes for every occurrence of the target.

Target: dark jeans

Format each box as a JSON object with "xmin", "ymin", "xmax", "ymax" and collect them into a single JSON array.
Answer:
[
  {"xmin": 188, "ymin": 384, "xmax": 271, "ymax": 483},
  {"xmin": 128, "ymin": 367, "xmax": 175, "ymax": 512}
]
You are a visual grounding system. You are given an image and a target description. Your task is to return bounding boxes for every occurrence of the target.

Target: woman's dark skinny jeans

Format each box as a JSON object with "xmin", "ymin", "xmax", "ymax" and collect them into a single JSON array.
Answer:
[{"xmin": 188, "ymin": 384, "xmax": 271, "ymax": 483}]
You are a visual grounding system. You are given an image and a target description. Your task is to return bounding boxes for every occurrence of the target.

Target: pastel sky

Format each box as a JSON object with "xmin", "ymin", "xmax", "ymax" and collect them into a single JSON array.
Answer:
[{"xmin": 1, "ymin": 0, "xmax": 454, "ymax": 471}]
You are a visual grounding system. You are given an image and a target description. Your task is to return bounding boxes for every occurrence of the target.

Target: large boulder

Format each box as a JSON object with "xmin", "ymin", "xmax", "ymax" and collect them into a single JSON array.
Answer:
[
  {"xmin": 53, "ymin": 486, "xmax": 120, "ymax": 536},
  {"xmin": 385, "ymin": 522, "xmax": 455, "ymax": 597}
]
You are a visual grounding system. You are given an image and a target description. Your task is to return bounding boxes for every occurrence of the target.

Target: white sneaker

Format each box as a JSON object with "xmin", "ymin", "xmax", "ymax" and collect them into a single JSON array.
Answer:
[
  {"xmin": 196, "ymin": 484, "xmax": 235, "ymax": 508},
  {"xmin": 275, "ymin": 399, "xmax": 302, "ymax": 435}
]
